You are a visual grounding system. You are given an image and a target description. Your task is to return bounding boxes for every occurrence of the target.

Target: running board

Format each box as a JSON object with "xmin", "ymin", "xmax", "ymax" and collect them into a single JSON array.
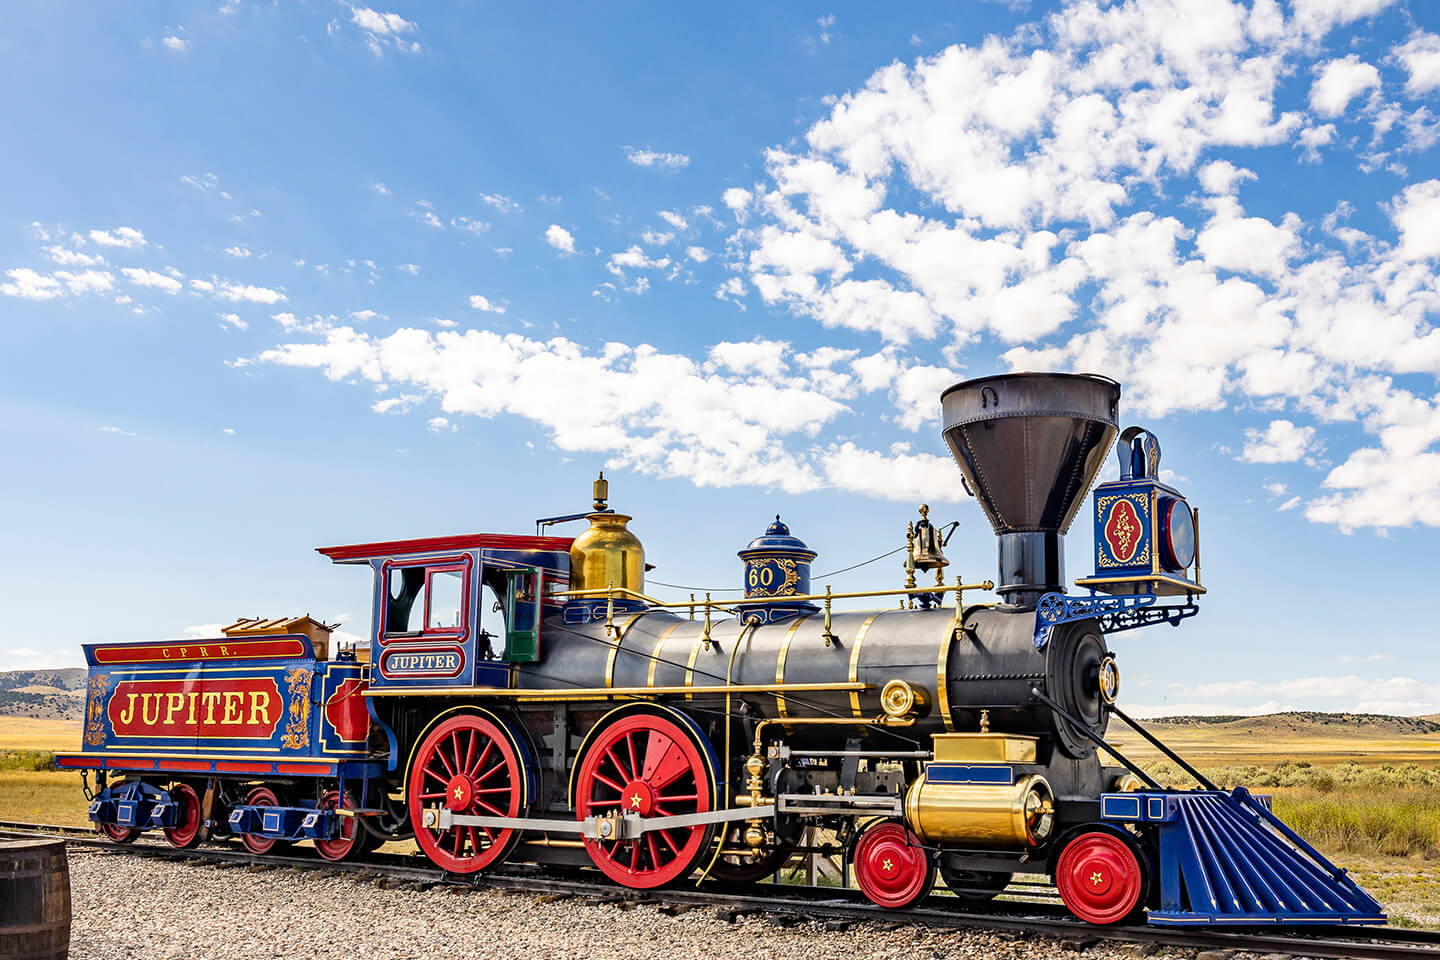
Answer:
[{"xmin": 425, "ymin": 805, "xmax": 776, "ymax": 841}]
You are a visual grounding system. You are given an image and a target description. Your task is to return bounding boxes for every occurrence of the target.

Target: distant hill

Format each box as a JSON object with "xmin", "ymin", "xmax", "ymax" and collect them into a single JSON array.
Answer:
[
  {"xmin": 1143, "ymin": 711, "xmax": 1440, "ymax": 736},
  {"xmin": 0, "ymin": 669, "xmax": 87, "ymax": 721}
]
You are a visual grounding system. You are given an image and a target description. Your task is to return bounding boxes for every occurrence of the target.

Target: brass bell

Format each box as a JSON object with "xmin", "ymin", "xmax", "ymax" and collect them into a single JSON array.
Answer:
[{"xmin": 909, "ymin": 504, "xmax": 948, "ymax": 572}]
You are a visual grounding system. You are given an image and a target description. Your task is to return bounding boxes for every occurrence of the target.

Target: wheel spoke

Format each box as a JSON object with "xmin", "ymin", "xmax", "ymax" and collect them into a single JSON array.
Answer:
[
  {"xmin": 450, "ymin": 828, "xmax": 462, "ymax": 856},
  {"xmin": 419, "ymin": 791, "xmax": 447, "ymax": 800},
  {"xmin": 464, "ymin": 731, "xmax": 478, "ymax": 776},
  {"xmin": 593, "ymin": 771, "xmax": 626, "ymax": 793},
  {"xmin": 466, "ymin": 826, "xmax": 480, "ymax": 854},
  {"xmin": 654, "ymin": 792, "xmax": 698, "ymax": 804},
  {"xmin": 604, "ymin": 744, "xmax": 633, "ymax": 782},
  {"xmin": 424, "ymin": 764, "xmax": 448, "ymax": 784},
  {"xmin": 629, "ymin": 842, "xmax": 640, "ymax": 870},
  {"xmin": 435, "ymin": 748, "xmax": 456, "ymax": 778},
  {"xmin": 646, "ymin": 834, "xmax": 663, "ymax": 870},
  {"xmin": 656, "ymin": 828, "xmax": 679, "ymax": 857},
  {"xmin": 468, "ymin": 739, "xmax": 494, "ymax": 779},
  {"xmin": 474, "ymin": 797, "xmax": 505, "ymax": 817},
  {"xmin": 626, "ymin": 731, "xmax": 640, "ymax": 782},
  {"xmin": 473, "ymin": 786, "xmax": 512, "ymax": 795},
  {"xmin": 476, "ymin": 759, "xmax": 509, "ymax": 784}
]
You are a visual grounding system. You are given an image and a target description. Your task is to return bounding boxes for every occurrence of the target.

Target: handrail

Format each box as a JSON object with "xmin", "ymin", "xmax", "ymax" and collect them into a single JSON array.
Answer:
[{"xmin": 555, "ymin": 579, "xmax": 995, "ymax": 609}]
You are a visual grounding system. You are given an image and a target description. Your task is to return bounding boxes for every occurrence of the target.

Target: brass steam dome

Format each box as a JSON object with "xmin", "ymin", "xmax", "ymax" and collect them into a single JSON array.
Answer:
[{"xmin": 568, "ymin": 472, "xmax": 645, "ymax": 596}]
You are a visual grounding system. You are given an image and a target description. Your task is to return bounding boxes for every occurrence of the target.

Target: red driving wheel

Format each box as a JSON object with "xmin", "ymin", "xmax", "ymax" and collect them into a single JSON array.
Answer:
[
  {"xmin": 575, "ymin": 712, "xmax": 715, "ymax": 889},
  {"xmin": 313, "ymin": 790, "xmax": 364, "ymax": 862},
  {"xmin": 408, "ymin": 712, "xmax": 526, "ymax": 874},
  {"xmin": 239, "ymin": 785, "xmax": 289, "ymax": 855},
  {"xmin": 1055, "ymin": 830, "xmax": 1146, "ymax": 925},
  {"xmin": 853, "ymin": 820, "xmax": 934, "ymax": 908},
  {"xmin": 163, "ymin": 782, "xmax": 203, "ymax": 849}
]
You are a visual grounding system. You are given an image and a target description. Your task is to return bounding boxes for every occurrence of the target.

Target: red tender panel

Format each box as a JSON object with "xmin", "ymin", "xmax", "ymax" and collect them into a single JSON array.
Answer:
[
  {"xmin": 276, "ymin": 763, "xmax": 333, "ymax": 775},
  {"xmin": 216, "ymin": 762, "xmax": 274, "ymax": 773},
  {"xmin": 317, "ymin": 533, "xmax": 572, "ymax": 562},
  {"xmin": 54, "ymin": 757, "xmax": 91, "ymax": 768},
  {"xmin": 103, "ymin": 758, "xmax": 159, "ymax": 770},
  {"xmin": 164, "ymin": 760, "xmax": 215, "ymax": 772}
]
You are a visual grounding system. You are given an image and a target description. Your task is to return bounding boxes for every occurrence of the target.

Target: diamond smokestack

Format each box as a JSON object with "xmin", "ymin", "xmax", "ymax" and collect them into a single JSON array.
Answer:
[{"xmin": 940, "ymin": 373, "xmax": 1121, "ymax": 605}]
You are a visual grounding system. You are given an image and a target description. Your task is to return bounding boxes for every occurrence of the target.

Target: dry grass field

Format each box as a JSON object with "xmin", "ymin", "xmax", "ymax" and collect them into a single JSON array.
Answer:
[{"xmin": 0, "ymin": 717, "xmax": 82, "ymax": 752}]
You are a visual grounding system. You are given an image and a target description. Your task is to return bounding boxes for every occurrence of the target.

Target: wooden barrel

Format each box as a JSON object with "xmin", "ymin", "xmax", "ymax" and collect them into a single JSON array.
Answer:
[{"xmin": 0, "ymin": 840, "xmax": 71, "ymax": 960}]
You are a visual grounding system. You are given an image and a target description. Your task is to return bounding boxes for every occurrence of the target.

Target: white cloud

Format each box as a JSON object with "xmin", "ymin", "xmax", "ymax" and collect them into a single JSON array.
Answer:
[
  {"xmin": 121, "ymin": 267, "xmax": 183, "ymax": 294},
  {"xmin": 624, "ymin": 147, "xmax": 690, "ymax": 169},
  {"xmin": 1290, "ymin": 0, "xmax": 1398, "ymax": 39},
  {"xmin": 397, "ymin": 263, "xmax": 421, "ymax": 275},
  {"xmin": 478, "ymin": 193, "xmax": 521, "ymax": 214},
  {"xmin": 468, "ymin": 295, "xmax": 506, "ymax": 313},
  {"xmin": 350, "ymin": 6, "xmax": 415, "ymax": 34},
  {"xmin": 162, "ymin": 35, "xmax": 188, "ymax": 52},
  {"xmin": 1240, "ymin": 419, "xmax": 1317, "ymax": 463},
  {"xmin": 89, "ymin": 227, "xmax": 146, "ymax": 248},
  {"xmin": 349, "ymin": 309, "xmax": 382, "ymax": 322},
  {"xmin": 641, "ymin": 230, "xmax": 674, "ymax": 246},
  {"xmin": 368, "ymin": 181, "xmax": 391, "ymax": 196},
  {"xmin": 223, "ymin": 245, "xmax": 252, "ymax": 258},
  {"xmin": 219, "ymin": 312, "xmax": 247, "ymax": 329},
  {"xmin": 250, "ymin": 326, "xmax": 961, "ymax": 498},
  {"xmin": 0, "ymin": 268, "xmax": 63, "ymax": 300},
  {"xmin": 657, "ymin": 210, "xmax": 688, "ymax": 231},
  {"xmin": 1395, "ymin": 31, "xmax": 1440, "ymax": 96},
  {"xmin": 1277, "ymin": 495, "xmax": 1302, "ymax": 511},
  {"xmin": 99, "ymin": 425, "xmax": 136, "ymax": 437},
  {"xmin": 545, "ymin": 225, "xmax": 577, "ymax": 254},
  {"xmin": 215, "ymin": 282, "xmax": 287, "ymax": 304},
  {"xmin": 426, "ymin": 416, "xmax": 457, "ymax": 433},
  {"xmin": 44, "ymin": 245, "xmax": 104, "ymax": 267},
  {"xmin": 1309, "ymin": 55, "xmax": 1381, "ymax": 117},
  {"xmin": 55, "ymin": 270, "xmax": 115, "ymax": 295},
  {"xmin": 686, "ymin": 246, "xmax": 710, "ymax": 263},
  {"xmin": 607, "ymin": 246, "xmax": 670, "ymax": 277},
  {"xmin": 1197, "ymin": 160, "xmax": 1256, "ymax": 195},
  {"xmin": 1389, "ymin": 180, "xmax": 1440, "ymax": 261}
]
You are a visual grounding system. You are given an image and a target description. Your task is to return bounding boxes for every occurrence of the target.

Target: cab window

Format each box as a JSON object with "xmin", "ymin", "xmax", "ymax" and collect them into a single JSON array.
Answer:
[
  {"xmin": 385, "ymin": 564, "xmax": 467, "ymax": 636},
  {"xmin": 478, "ymin": 582, "xmax": 506, "ymax": 660}
]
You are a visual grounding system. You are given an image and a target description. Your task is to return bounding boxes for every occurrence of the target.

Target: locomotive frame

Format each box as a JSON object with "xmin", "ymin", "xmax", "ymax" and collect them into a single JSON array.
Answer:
[{"xmin": 58, "ymin": 372, "xmax": 1386, "ymax": 927}]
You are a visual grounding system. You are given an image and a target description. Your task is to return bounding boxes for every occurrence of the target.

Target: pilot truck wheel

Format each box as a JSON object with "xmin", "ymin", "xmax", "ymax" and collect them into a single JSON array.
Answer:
[
  {"xmin": 1054, "ymin": 828, "xmax": 1150, "ymax": 925},
  {"xmin": 408, "ymin": 712, "xmax": 527, "ymax": 874},
  {"xmin": 239, "ymin": 785, "xmax": 291, "ymax": 855},
  {"xmin": 852, "ymin": 819, "xmax": 935, "ymax": 908}
]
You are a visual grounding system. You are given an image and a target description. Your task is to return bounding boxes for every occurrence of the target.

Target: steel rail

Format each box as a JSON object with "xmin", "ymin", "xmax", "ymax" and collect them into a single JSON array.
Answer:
[{"xmin": 3, "ymin": 821, "xmax": 1437, "ymax": 960}]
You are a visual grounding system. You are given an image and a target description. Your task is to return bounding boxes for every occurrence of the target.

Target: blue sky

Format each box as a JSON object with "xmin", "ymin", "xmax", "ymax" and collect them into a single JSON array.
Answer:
[{"xmin": 3, "ymin": 0, "xmax": 1439, "ymax": 717}]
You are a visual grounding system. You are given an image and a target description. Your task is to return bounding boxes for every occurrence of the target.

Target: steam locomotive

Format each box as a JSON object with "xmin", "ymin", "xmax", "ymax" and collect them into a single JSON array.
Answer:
[{"xmin": 58, "ymin": 373, "xmax": 1385, "ymax": 927}]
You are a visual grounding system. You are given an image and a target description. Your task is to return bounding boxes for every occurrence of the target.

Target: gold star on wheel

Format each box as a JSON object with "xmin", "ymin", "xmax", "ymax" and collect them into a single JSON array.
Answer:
[
  {"xmin": 1090, "ymin": 871, "xmax": 1104, "ymax": 886},
  {"xmin": 453, "ymin": 786, "xmax": 463, "ymax": 800},
  {"xmin": 882, "ymin": 858, "xmax": 894, "ymax": 871},
  {"xmin": 630, "ymin": 794, "xmax": 643, "ymax": 808}
]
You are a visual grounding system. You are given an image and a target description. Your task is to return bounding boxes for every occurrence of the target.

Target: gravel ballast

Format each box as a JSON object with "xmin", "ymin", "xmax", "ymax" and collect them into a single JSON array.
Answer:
[{"xmin": 67, "ymin": 847, "xmax": 1222, "ymax": 960}]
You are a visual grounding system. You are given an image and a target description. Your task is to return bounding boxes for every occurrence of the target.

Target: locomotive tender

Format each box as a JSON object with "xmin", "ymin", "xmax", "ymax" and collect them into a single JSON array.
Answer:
[{"xmin": 59, "ymin": 373, "xmax": 1385, "ymax": 926}]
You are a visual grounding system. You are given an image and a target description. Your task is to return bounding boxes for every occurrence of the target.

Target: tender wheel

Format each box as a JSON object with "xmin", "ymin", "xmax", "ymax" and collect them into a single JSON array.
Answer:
[
  {"xmin": 408, "ymin": 712, "xmax": 526, "ymax": 874},
  {"xmin": 1055, "ymin": 830, "xmax": 1148, "ymax": 925},
  {"xmin": 852, "ymin": 820, "xmax": 935, "ymax": 908},
  {"xmin": 97, "ymin": 780, "xmax": 138, "ymax": 844},
  {"xmin": 938, "ymin": 859, "xmax": 1012, "ymax": 902},
  {"xmin": 239, "ymin": 785, "xmax": 291, "ymax": 855},
  {"xmin": 313, "ymin": 790, "xmax": 366, "ymax": 862},
  {"xmin": 575, "ymin": 712, "xmax": 717, "ymax": 889},
  {"xmin": 162, "ymin": 782, "xmax": 203, "ymax": 849},
  {"xmin": 708, "ymin": 824, "xmax": 794, "ymax": 886}
]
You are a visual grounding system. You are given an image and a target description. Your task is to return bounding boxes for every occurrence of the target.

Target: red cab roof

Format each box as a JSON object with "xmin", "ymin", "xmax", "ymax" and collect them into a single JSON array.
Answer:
[{"xmin": 317, "ymin": 533, "xmax": 573, "ymax": 563}]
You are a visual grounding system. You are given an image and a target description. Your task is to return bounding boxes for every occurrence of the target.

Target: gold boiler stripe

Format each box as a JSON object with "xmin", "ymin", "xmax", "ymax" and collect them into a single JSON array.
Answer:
[
  {"xmin": 848, "ymin": 612, "xmax": 884, "ymax": 718},
  {"xmin": 604, "ymin": 613, "xmax": 647, "ymax": 689},
  {"xmin": 363, "ymin": 680, "xmax": 871, "ymax": 700},
  {"xmin": 683, "ymin": 626, "xmax": 713, "ymax": 701},
  {"xmin": 646, "ymin": 621, "xmax": 686, "ymax": 689},
  {"xmin": 774, "ymin": 615, "xmax": 810, "ymax": 720},
  {"xmin": 938, "ymin": 624, "xmax": 956, "ymax": 732}
]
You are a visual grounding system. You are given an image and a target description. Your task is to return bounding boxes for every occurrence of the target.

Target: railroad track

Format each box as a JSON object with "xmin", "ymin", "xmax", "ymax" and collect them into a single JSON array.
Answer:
[{"xmin": 5, "ymin": 821, "xmax": 1439, "ymax": 960}]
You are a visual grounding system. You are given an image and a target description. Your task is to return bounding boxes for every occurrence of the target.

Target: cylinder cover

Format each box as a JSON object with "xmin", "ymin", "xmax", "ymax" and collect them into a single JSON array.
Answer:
[{"xmin": 905, "ymin": 772, "xmax": 1055, "ymax": 848}]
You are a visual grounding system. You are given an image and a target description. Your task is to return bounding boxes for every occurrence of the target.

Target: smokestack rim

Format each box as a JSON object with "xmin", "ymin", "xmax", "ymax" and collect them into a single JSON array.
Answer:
[{"xmin": 940, "ymin": 371, "xmax": 1121, "ymax": 428}]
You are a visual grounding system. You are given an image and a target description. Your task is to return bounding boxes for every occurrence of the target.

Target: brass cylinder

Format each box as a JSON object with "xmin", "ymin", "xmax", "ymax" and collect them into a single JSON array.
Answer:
[
  {"xmin": 569, "ymin": 512, "xmax": 645, "ymax": 595},
  {"xmin": 904, "ymin": 773, "xmax": 1054, "ymax": 848}
]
